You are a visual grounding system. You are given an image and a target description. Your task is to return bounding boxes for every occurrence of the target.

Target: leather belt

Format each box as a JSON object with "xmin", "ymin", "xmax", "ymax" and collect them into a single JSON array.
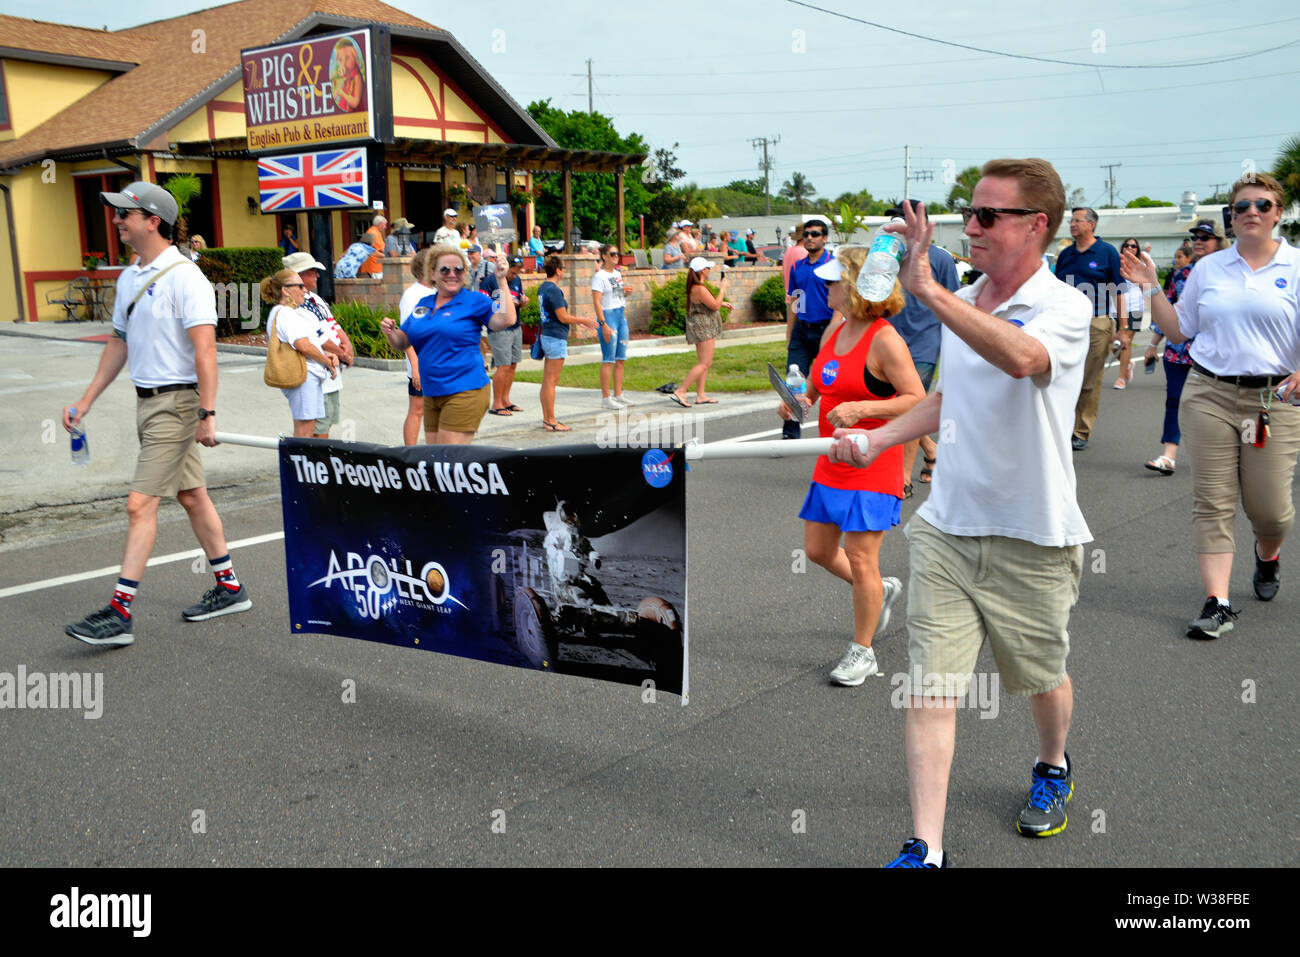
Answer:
[
  {"xmin": 136, "ymin": 383, "xmax": 198, "ymax": 398},
  {"xmin": 1191, "ymin": 362, "xmax": 1287, "ymax": 390}
]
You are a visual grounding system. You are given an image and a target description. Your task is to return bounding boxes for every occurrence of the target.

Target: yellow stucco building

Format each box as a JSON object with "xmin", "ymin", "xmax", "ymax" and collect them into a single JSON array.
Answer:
[{"xmin": 0, "ymin": 0, "xmax": 573, "ymax": 321}]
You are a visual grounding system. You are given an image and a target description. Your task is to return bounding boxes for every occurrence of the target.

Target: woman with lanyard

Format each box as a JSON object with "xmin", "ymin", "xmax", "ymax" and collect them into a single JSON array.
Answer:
[
  {"xmin": 1123, "ymin": 172, "xmax": 1300, "ymax": 639},
  {"xmin": 379, "ymin": 244, "xmax": 518, "ymax": 445},
  {"xmin": 778, "ymin": 247, "xmax": 924, "ymax": 685}
]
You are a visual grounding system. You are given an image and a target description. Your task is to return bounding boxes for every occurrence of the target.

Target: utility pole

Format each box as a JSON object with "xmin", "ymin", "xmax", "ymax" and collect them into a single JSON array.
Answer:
[
  {"xmin": 1100, "ymin": 162, "xmax": 1122, "ymax": 207},
  {"xmin": 903, "ymin": 145, "xmax": 933, "ymax": 202},
  {"xmin": 1209, "ymin": 182, "xmax": 1228, "ymax": 202},
  {"xmin": 587, "ymin": 59, "xmax": 593, "ymax": 114},
  {"xmin": 751, "ymin": 135, "xmax": 780, "ymax": 216}
]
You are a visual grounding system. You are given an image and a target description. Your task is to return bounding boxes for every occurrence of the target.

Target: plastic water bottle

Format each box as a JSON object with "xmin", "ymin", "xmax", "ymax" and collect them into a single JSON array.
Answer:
[
  {"xmin": 858, "ymin": 218, "xmax": 906, "ymax": 302},
  {"xmin": 786, "ymin": 364, "xmax": 806, "ymax": 397},
  {"xmin": 69, "ymin": 407, "xmax": 89, "ymax": 465}
]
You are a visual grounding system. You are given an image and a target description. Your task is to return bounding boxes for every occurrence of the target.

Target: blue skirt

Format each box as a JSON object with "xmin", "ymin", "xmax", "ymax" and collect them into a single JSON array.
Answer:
[{"xmin": 799, "ymin": 481, "xmax": 901, "ymax": 532}]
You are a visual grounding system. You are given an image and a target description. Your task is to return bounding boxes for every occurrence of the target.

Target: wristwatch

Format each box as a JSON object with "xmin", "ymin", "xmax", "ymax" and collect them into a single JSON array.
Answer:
[{"xmin": 197, "ymin": 408, "xmax": 216, "ymax": 419}]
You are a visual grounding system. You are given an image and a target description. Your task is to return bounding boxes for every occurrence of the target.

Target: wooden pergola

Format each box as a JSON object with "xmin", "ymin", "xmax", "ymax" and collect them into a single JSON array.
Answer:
[{"xmin": 205, "ymin": 136, "xmax": 647, "ymax": 252}]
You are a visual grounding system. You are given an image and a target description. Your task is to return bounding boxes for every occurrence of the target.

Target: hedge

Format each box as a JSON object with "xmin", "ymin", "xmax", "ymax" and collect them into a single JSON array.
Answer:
[
  {"xmin": 330, "ymin": 301, "xmax": 404, "ymax": 360},
  {"xmin": 751, "ymin": 274, "xmax": 786, "ymax": 320},
  {"xmin": 197, "ymin": 246, "xmax": 285, "ymax": 336},
  {"xmin": 648, "ymin": 272, "xmax": 730, "ymax": 336}
]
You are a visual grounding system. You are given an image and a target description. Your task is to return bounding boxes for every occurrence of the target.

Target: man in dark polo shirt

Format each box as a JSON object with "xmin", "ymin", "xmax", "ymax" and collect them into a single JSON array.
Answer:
[
  {"xmin": 1056, "ymin": 207, "xmax": 1125, "ymax": 450},
  {"xmin": 784, "ymin": 216, "xmax": 836, "ymax": 439}
]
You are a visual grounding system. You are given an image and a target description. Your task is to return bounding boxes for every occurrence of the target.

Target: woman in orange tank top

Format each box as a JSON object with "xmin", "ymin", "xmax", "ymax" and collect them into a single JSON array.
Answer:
[{"xmin": 778, "ymin": 246, "xmax": 925, "ymax": 686}]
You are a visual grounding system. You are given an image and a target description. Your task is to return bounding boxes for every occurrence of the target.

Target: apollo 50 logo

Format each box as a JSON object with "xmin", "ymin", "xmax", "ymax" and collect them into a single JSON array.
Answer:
[{"xmin": 309, "ymin": 550, "xmax": 467, "ymax": 619}]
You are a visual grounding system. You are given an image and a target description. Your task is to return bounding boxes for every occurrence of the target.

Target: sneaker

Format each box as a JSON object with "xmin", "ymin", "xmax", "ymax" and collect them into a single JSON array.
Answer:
[
  {"xmin": 829, "ymin": 643, "xmax": 878, "ymax": 686},
  {"xmin": 600, "ymin": 396, "xmax": 623, "ymax": 410},
  {"xmin": 614, "ymin": 394, "xmax": 634, "ymax": 407},
  {"xmin": 876, "ymin": 576, "xmax": 902, "ymax": 637},
  {"xmin": 885, "ymin": 838, "xmax": 948, "ymax": 868},
  {"xmin": 66, "ymin": 606, "xmax": 134, "ymax": 647},
  {"xmin": 1253, "ymin": 545, "xmax": 1280, "ymax": 601},
  {"xmin": 182, "ymin": 584, "xmax": 252, "ymax": 622},
  {"xmin": 1187, "ymin": 597, "xmax": 1238, "ymax": 640},
  {"xmin": 1016, "ymin": 754, "xmax": 1073, "ymax": 838},
  {"xmin": 1071, "ymin": 435, "xmax": 1088, "ymax": 451}
]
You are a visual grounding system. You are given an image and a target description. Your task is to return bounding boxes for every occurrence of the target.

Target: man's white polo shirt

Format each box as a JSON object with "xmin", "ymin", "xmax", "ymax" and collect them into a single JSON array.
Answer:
[
  {"xmin": 918, "ymin": 263, "xmax": 1094, "ymax": 547},
  {"xmin": 111, "ymin": 245, "xmax": 217, "ymax": 388},
  {"xmin": 1175, "ymin": 239, "xmax": 1300, "ymax": 376}
]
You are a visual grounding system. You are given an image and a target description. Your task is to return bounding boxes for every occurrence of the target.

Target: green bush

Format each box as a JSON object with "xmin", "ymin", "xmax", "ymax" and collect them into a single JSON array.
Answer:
[
  {"xmin": 648, "ymin": 273, "xmax": 729, "ymax": 336},
  {"xmin": 331, "ymin": 301, "xmax": 403, "ymax": 360},
  {"xmin": 518, "ymin": 284, "xmax": 540, "ymax": 327},
  {"xmin": 198, "ymin": 246, "xmax": 284, "ymax": 335},
  {"xmin": 752, "ymin": 274, "xmax": 786, "ymax": 320}
]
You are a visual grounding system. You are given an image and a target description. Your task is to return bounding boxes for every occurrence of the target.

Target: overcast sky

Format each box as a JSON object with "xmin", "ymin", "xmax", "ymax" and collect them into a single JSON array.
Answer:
[{"xmin": 9, "ymin": 0, "xmax": 1299, "ymax": 208}]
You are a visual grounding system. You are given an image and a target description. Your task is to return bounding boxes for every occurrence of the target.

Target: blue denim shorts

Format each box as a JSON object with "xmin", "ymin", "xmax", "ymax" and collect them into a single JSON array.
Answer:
[
  {"xmin": 539, "ymin": 334, "xmax": 568, "ymax": 359},
  {"xmin": 599, "ymin": 307, "xmax": 629, "ymax": 363}
]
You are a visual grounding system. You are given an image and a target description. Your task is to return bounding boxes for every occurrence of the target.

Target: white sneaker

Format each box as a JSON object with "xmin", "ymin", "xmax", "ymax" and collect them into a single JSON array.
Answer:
[
  {"xmin": 876, "ymin": 576, "xmax": 902, "ymax": 637},
  {"xmin": 829, "ymin": 643, "xmax": 878, "ymax": 686},
  {"xmin": 601, "ymin": 396, "xmax": 623, "ymax": 410},
  {"xmin": 614, "ymin": 394, "xmax": 633, "ymax": 407}
]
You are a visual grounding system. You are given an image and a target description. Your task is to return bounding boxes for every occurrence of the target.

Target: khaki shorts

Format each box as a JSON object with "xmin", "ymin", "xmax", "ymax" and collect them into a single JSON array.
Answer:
[
  {"xmin": 315, "ymin": 391, "xmax": 340, "ymax": 434},
  {"xmin": 904, "ymin": 515, "xmax": 1082, "ymax": 697},
  {"xmin": 423, "ymin": 384, "xmax": 490, "ymax": 435},
  {"xmin": 132, "ymin": 389, "xmax": 205, "ymax": 498}
]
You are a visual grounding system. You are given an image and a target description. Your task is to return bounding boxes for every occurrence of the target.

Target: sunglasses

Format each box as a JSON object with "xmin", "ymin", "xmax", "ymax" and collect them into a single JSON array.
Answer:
[
  {"xmin": 283, "ymin": 282, "xmax": 305, "ymax": 288},
  {"xmin": 802, "ymin": 230, "xmax": 825, "ymax": 238},
  {"xmin": 438, "ymin": 265, "xmax": 466, "ymax": 276},
  {"xmin": 961, "ymin": 207, "xmax": 1041, "ymax": 228},
  {"xmin": 1121, "ymin": 244, "xmax": 1139, "ymax": 250},
  {"xmin": 1191, "ymin": 232, "xmax": 1216, "ymax": 240},
  {"xmin": 1231, "ymin": 198, "xmax": 1276, "ymax": 215}
]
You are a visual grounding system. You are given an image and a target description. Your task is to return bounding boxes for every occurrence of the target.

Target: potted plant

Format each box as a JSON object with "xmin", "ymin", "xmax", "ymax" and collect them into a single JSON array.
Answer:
[
  {"xmin": 518, "ymin": 285, "xmax": 540, "ymax": 344},
  {"xmin": 509, "ymin": 185, "xmax": 540, "ymax": 207},
  {"xmin": 446, "ymin": 182, "xmax": 468, "ymax": 208},
  {"xmin": 82, "ymin": 251, "xmax": 106, "ymax": 270}
]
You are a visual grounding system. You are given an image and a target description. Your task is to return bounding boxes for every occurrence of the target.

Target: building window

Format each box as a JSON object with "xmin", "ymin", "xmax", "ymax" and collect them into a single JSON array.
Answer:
[
  {"xmin": 76, "ymin": 173, "xmax": 132, "ymax": 264},
  {"xmin": 0, "ymin": 62, "xmax": 10, "ymax": 132}
]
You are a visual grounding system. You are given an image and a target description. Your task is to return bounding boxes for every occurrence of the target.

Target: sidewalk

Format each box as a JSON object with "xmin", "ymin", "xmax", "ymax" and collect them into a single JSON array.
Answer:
[{"xmin": 0, "ymin": 318, "xmax": 790, "ymax": 529}]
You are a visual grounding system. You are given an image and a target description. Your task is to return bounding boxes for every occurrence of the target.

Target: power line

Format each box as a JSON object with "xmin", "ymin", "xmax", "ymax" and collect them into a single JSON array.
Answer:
[{"xmin": 784, "ymin": 0, "xmax": 1300, "ymax": 69}]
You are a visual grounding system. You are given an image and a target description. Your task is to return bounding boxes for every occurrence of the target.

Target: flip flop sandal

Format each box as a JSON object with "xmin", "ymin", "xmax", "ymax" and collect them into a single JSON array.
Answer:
[
  {"xmin": 541, "ymin": 421, "xmax": 572, "ymax": 432},
  {"xmin": 918, "ymin": 456, "xmax": 937, "ymax": 484},
  {"xmin": 668, "ymin": 394, "xmax": 692, "ymax": 408},
  {"xmin": 488, "ymin": 408, "xmax": 513, "ymax": 416},
  {"xmin": 506, "ymin": 404, "xmax": 524, "ymax": 412},
  {"xmin": 694, "ymin": 398, "xmax": 719, "ymax": 404},
  {"xmin": 1144, "ymin": 455, "xmax": 1176, "ymax": 475}
]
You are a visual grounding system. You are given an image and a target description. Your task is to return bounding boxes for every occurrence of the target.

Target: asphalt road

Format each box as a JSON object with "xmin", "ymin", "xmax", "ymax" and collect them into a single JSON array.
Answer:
[{"xmin": 0, "ymin": 363, "xmax": 1295, "ymax": 868}]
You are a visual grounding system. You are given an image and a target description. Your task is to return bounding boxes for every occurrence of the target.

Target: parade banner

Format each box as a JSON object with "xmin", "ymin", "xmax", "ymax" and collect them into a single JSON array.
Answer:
[
  {"xmin": 279, "ymin": 440, "xmax": 688, "ymax": 699},
  {"xmin": 241, "ymin": 29, "xmax": 375, "ymax": 153}
]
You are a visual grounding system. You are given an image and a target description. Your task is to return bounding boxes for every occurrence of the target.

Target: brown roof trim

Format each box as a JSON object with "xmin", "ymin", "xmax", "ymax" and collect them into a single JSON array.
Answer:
[{"xmin": 0, "ymin": 48, "xmax": 135, "ymax": 72}]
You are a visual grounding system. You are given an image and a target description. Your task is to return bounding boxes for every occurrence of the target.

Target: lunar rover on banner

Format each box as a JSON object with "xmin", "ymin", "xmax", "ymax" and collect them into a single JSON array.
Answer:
[{"xmin": 487, "ymin": 503, "xmax": 682, "ymax": 685}]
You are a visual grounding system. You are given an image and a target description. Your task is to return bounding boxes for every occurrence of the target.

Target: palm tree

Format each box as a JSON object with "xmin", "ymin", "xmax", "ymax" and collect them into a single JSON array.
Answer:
[
  {"xmin": 945, "ymin": 166, "xmax": 981, "ymax": 211},
  {"xmin": 1273, "ymin": 133, "xmax": 1300, "ymax": 207},
  {"xmin": 162, "ymin": 173, "xmax": 202, "ymax": 246},
  {"xmin": 779, "ymin": 172, "xmax": 816, "ymax": 212}
]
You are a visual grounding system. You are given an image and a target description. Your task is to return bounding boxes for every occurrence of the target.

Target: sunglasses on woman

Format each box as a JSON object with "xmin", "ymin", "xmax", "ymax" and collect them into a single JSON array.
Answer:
[
  {"xmin": 1231, "ymin": 198, "xmax": 1276, "ymax": 215},
  {"xmin": 438, "ymin": 265, "xmax": 466, "ymax": 276},
  {"xmin": 1121, "ymin": 244, "xmax": 1139, "ymax": 251},
  {"xmin": 960, "ymin": 206, "xmax": 1042, "ymax": 228}
]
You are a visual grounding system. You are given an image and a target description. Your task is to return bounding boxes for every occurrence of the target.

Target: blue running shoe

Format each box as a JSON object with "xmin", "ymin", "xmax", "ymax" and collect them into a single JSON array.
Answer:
[
  {"xmin": 884, "ymin": 838, "xmax": 948, "ymax": 868},
  {"xmin": 1016, "ymin": 753, "xmax": 1073, "ymax": 837}
]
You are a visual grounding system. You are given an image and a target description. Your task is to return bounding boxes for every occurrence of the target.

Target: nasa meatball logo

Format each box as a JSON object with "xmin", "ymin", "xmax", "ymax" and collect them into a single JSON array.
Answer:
[
  {"xmin": 1276, "ymin": 277, "xmax": 1288, "ymax": 289},
  {"xmin": 821, "ymin": 360, "xmax": 839, "ymax": 386},
  {"xmin": 1088, "ymin": 260, "xmax": 1098, "ymax": 269},
  {"xmin": 641, "ymin": 448, "xmax": 674, "ymax": 488}
]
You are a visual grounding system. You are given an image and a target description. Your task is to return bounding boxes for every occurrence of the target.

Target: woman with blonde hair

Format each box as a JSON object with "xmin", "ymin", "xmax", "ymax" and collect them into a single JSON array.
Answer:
[
  {"xmin": 380, "ymin": 243, "xmax": 518, "ymax": 444},
  {"xmin": 778, "ymin": 247, "xmax": 925, "ymax": 685},
  {"xmin": 262, "ymin": 268, "xmax": 337, "ymax": 437},
  {"xmin": 398, "ymin": 248, "xmax": 438, "ymax": 443}
]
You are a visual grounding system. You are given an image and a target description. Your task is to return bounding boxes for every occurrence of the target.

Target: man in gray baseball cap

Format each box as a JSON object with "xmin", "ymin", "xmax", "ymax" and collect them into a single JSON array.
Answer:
[{"xmin": 100, "ymin": 181, "xmax": 179, "ymax": 229}]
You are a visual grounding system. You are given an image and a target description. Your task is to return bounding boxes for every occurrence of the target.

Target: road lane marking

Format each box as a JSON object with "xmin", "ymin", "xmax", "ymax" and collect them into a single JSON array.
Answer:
[{"xmin": 0, "ymin": 532, "xmax": 285, "ymax": 599}]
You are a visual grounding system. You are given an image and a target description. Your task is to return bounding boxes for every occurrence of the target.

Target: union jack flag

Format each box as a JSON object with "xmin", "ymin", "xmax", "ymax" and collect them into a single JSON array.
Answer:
[{"xmin": 258, "ymin": 148, "xmax": 368, "ymax": 211}]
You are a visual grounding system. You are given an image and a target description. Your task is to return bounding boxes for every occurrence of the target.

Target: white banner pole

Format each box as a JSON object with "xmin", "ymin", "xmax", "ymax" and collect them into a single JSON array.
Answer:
[{"xmin": 214, "ymin": 431, "xmax": 283, "ymax": 450}]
